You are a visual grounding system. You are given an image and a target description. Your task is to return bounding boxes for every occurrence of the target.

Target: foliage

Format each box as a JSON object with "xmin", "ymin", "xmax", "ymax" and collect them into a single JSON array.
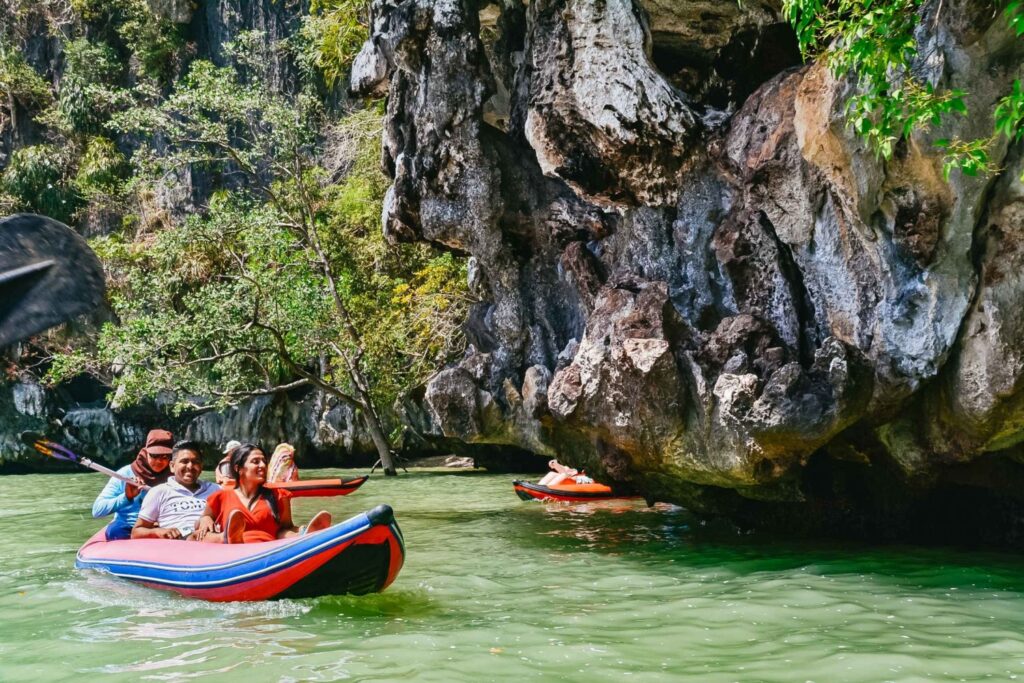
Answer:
[
  {"xmin": 74, "ymin": 136, "xmax": 129, "ymax": 198},
  {"xmin": 47, "ymin": 38, "xmax": 127, "ymax": 134},
  {"xmin": 298, "ymin": 0, "xmax": 370, "ymax": 88},
  {"xmin": 55, "ymin": 199, "xmax": 335, "ymax": 412},
  {"xmin": 0, "ymin": 38, "xmax": 52, "ymax": 133},
  {"xmin": 1, "ymin": 0, "xmax": 185, "ymax": 224},
  {"xmin": 1008, "ymin": 0, "xmax": 1024, "ymax": 36},
  {"xmin": 69, "ymin": 0, "xmax": 184, "ymax": 81},
  {"xmin": 321, "ymin": 108, "xmax": 470, "ymax": 402},
  {"xmin": 56, "ymin": 45, "xmax": 468, "ymax": 416},
  {"xmin": 0, "ymin": 144, "xmax": 81, "ymax": 222},
  {"xmin": 783, "ymin": 0, "xmax": 1024, "ymax": 180},
  {"xmin": 110, "ymin": 49, "xmax": 321, "ymax": 193},
  {"xmin": 3, "ymin": 0, "xmax": 466, "ymax": 455}
]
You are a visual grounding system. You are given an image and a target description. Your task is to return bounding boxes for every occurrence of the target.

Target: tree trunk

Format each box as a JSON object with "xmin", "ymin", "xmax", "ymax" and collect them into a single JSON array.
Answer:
[
  {"xmin": 300, "ymin": 217, "xmax": 398, "ymax": 475},
  {"xmin": 360, "ymin": 397, "xmax": 397, "ymax": 476}
]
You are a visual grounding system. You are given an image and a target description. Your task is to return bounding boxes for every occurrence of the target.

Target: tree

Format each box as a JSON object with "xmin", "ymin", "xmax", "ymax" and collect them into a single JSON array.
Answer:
[
  {"xmin": 124, "ymin": 48, "xmax": 397, "ymax": 470},
  {"xmin": 48, "ymin": 35, "xmax": 469, "ymax": 474}
]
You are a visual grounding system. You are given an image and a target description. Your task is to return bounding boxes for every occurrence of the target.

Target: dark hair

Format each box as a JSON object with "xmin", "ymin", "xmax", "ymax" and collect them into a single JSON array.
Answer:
[
  {"xmin": 171, "ymin": 440, "xmax": 203, "ymax": 460},
  {"xmin": 227, "ymin": 443, "xmax": 279, "ymax": 524},
  {"xmin": 228, "ymin": 443, "xmax": 265, "ymax": 481}
]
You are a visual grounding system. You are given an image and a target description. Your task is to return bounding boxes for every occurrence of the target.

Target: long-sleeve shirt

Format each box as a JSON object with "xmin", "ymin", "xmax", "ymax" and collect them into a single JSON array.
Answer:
[{"xmin": 91, "ymin": 464, "xmax": 145, "ymax": 540}]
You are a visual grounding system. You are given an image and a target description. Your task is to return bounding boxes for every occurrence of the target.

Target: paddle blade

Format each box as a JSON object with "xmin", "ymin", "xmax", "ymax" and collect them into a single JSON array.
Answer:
[
  {"xmin": 0, "ymin": 213, "xmax": 105, "ymax": 347},
  {"xmin": 19, "ymin": 431, "xmax": 77, "ymax": 462}
]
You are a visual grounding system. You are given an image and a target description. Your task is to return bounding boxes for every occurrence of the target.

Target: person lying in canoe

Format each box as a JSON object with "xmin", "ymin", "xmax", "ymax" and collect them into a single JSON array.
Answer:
[
  {"xmin": 131, "ymin": 440, "xmax": 220, "ymax": 540},
  {"xmin": 91, "ymin": 429, "xmax": 174, "ymax": 540},
  {"xmin": 537, "ymin": 459, "xmax": 594, "ymax": 487},
  {"xmin": 193, "ymin": 443, "xmax": 332, "ymax": 544},
  {"xmin": 268, "ymin": 442, "xmax": 298, "ymax": 482}
]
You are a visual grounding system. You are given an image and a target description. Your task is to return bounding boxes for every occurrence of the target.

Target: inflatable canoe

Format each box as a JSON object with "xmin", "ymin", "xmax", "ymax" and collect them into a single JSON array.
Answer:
[
  {"xmin": 75, "ymin": 504, "xmax": 404, "ymax": 601},
  {"xmin": 265, "ymin": 476, "xmax": 367, "ymax": 498},
  {"xmin": 512, "ymin": 480, "xmax": 642, "ymax": 503}
]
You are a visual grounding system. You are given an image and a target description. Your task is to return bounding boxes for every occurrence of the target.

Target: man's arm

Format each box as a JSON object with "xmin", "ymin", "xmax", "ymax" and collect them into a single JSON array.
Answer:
[
  {"xmin": 132, "ymin": 517, "xmax": 182, "ymax": 539},
  {"xmin": 132, "ymin": 486, "xmax": 179, "ymax": 539}
]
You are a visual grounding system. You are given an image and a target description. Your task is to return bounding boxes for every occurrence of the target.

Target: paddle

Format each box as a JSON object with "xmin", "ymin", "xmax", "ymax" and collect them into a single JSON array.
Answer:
[
  {"xmin": 20, "ymin": 432, "xmax": 150, "ymax": 490},
  {"xmin": 0, "ymin": 213, "xmax": 105, "ymax": 348}
]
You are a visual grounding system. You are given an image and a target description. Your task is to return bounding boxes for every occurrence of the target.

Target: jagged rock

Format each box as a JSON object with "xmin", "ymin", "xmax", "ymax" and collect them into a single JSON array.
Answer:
[
  {"xmin": 358, "ymin": 0, "xmax": 1024, "ymax": 539},
  {"xmin": 933, "ymin": 150, "xmax": 1024, "ymax": 455},
  {"xmin": 350, "ymin": 38, "xmax": 389, "ymax": 97},
  {"xmin": 12, "ymin": 382, "xmax": 46, "ymax": 418},
  {"xmin": 521, "ymin": 364, "xmax": 551, "ymax": 418},
  {"xmin": 0, "ymin": 376, "xmax": 394, "ymax": 471},
  {"xmin": 523, "ymin": 0, "xmax": 702, "ymax": 206}
]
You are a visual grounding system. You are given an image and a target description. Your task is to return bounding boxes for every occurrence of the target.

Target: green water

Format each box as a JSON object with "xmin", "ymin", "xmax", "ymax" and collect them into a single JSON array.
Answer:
[{"xmin": 3, "ymin": 470, "xmax": 1024, "ymax": 682}]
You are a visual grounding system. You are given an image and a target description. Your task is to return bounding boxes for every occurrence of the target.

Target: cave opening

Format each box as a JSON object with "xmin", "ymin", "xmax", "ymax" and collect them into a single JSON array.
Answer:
[{"xmin": 650, "ymin": 22, "xmax": 802, "ymax": 111}]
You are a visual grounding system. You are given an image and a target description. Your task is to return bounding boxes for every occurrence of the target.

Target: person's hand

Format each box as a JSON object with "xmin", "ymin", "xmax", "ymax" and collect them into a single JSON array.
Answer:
[
  {"xmin": 155, "ymin": 527, "xmax": 182, "ymax": 540},
  {"xmin": 193, "ymin": 516, "xmax": 216, "ymax": 541},
  {"xmin": 125, "ymin": 479, "xmax": 141, "ymax": 500}
]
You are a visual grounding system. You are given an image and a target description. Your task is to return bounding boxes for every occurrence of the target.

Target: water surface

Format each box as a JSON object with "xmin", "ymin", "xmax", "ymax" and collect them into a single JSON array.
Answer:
[{"xmin": 2, "ymin": 470, "xmax": 1024, "ymax": 682}]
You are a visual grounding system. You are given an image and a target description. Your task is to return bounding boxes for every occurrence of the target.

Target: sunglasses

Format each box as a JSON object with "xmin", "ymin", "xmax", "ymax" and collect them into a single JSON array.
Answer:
[{"xmin": 147, "ymin": 452, "xmax": 171, "ymax": 461}]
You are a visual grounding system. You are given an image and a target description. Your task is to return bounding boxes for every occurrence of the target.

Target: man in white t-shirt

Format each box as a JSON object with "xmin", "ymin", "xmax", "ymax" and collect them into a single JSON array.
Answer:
[{"xmin": 133, "ymin": 441, "xmax": 219, "ymax": 540}]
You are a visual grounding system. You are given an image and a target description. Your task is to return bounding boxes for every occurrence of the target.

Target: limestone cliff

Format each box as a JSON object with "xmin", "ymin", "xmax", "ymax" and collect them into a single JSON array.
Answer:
[{"xmin": 353, "ymin": 0, "xmax": 1024, "ymax": 540}]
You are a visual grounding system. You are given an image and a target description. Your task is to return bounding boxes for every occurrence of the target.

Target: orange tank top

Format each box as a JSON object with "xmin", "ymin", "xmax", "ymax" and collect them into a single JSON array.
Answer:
[{"xmin": 207, "ymin": 487, "xmax": 292, "ymax": 543}]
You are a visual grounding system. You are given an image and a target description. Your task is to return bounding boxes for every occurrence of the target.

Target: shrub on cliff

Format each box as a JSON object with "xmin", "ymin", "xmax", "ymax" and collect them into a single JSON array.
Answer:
[{"xmin": 784, "ymin": 0, "xmax": 1024, "ymax": 178}]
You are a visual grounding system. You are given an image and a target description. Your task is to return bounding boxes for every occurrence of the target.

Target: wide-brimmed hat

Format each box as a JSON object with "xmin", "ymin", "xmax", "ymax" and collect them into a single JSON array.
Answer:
[{"xmin": 144, "ymin": 429, "xmax": 174, "ymax": 456}]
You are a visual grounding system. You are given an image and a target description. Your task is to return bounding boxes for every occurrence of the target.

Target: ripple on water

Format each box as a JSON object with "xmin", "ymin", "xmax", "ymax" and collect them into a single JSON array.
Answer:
[
  {"xmin": 63, "ymin": 573, "xmax": 314, "ymax": 620},
  {"xmin": 5, "ymin": 471, "xmax": 1024, "ymax": 682}
]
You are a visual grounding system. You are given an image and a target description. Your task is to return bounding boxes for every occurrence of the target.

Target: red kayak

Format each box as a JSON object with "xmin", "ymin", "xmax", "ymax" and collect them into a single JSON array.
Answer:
[
  {"xmin": 76, "ymin": 504, "xmax": 404, "ymax": 601},
  {"xmin": 265, "ymin": 476, "xmax": 367, "ymax": 498},
  {"xmin": 513, "ymin": 479, "xmax": 642, "ymax": 503}
]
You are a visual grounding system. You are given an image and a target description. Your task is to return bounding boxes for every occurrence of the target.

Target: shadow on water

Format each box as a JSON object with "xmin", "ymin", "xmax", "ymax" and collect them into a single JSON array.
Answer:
[
  {"xmin": 310, "ymin": 588, "xmax": 441, "ymax": 619},
  {"xmin": 505, "ymin": 499, "xmax": 1024, "ymax": 594}
]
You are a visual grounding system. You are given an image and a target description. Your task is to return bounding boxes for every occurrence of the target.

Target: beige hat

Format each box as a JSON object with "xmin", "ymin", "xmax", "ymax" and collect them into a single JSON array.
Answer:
[{"xmin": 223, "ymin": 439, "xmax": 242, "ymax": 454}]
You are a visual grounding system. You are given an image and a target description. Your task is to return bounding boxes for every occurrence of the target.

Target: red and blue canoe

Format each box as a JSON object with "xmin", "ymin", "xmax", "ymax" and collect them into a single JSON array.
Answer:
[{"xmin": 75, "ymin": 504, "xmax": 404, "ymax": 601}]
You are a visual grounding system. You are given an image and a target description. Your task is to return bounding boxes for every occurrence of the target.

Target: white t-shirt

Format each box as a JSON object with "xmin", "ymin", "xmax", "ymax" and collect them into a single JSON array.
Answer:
[{"xmin": 138, "ymin": 479, "xmax": 220, "ymax": 536}]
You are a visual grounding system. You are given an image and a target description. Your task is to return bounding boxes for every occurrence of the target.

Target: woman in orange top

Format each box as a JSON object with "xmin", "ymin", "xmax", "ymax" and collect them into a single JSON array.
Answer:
[{"xmin": 194, "ymin": 444, "xmax": 331, "ymax": 543}]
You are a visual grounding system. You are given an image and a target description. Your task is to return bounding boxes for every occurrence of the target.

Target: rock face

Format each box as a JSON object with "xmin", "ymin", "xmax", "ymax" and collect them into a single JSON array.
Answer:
[
  {"xmin": 355, "ymin": 0, "xmax": 1024, "ymax": 541},
  {"xmin": 0, "ymin": 376, "xmax": 399, "ymax": 472}
]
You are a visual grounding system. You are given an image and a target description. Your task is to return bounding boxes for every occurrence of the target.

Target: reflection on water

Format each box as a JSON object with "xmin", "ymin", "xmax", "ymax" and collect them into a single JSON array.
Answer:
[{"xmin": 2, "ymin": 471, "xmax": 1024, "ymax": 682}]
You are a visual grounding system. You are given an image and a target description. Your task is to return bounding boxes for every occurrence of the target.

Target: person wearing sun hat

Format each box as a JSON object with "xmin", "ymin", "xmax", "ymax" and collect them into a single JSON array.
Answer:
[
  {"xmin": 91, "ymin": 429, "xmax": 174, "ymax": 540},
  {"xmin": 215, "ymin": 439, "xmax": 242, "ymax": 486}
]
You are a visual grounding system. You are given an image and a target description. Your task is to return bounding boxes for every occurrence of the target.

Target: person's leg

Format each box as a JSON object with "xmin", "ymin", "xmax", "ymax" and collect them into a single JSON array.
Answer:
[
  {"xmin": 538, "ymin": 471, "xmax": 558, "ymax": 485},
  {"xmin": 300, "ymin": 510, "xmax": 332, "ymax": 536},
  {"xmin": 200, "ymin": 510, "xmax": 247, "ymax": 543},
  {"xmin": 223, "ymin": 509, "xmax": 245, "ymax": 543}
]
